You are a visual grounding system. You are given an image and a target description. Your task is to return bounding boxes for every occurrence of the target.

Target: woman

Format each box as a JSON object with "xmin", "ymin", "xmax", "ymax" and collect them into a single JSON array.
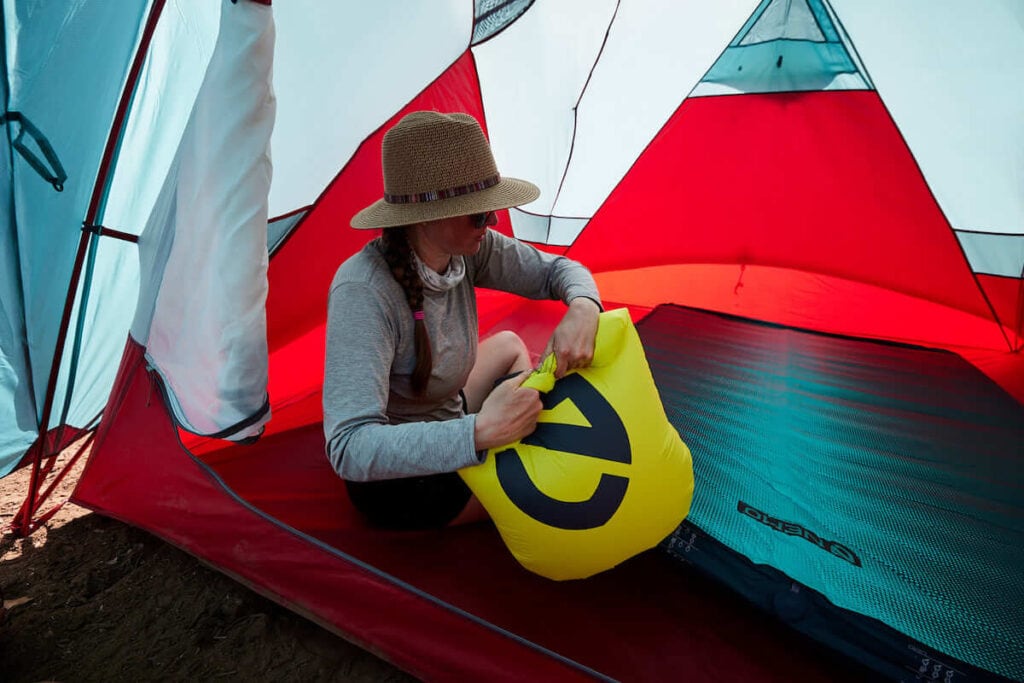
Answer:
[{"xmin": 323, "ymin": 111, "xmax": 602, "ymax": 530}]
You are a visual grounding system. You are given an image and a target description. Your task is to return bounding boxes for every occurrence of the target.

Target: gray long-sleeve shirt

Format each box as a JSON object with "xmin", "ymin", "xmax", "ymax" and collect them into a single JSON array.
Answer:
[{"xmin": 323, "ymin": 228, "xmax": 601, "ymax": 481}]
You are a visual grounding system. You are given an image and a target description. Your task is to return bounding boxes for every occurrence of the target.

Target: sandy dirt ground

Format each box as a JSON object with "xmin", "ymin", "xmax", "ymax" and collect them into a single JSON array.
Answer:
[{"xmin": 0, "ymin": 444, "xmax": 416, "ymax": 683}]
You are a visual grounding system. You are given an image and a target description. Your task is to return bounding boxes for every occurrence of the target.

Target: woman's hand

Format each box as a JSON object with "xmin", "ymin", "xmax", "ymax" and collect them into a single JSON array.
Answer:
[
  {"xmin": 542, "ymin": 297, "xmax": 601, "ymax": 379},
  {"xmin": 474, "ymin": 373, "xmax": 543, "ymax": 451}
]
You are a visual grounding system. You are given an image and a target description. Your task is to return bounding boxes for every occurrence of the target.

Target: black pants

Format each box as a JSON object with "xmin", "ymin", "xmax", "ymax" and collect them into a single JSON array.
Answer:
[{"xmin": 345, "ymin": 473, "xmax": 472, "ymax": 530}]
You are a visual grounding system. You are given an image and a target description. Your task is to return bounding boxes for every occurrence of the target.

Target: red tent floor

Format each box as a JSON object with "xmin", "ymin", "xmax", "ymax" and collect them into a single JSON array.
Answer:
[{"xmin": 73, "ymin": 337, "xmax": 878, "ymax": 682}]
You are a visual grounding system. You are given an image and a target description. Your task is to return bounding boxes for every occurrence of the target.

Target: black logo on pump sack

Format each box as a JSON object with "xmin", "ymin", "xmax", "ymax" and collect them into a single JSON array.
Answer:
[
  {"xmin": 738, "ymin": 501, "xmax": 862, "ymax": 567},
  {"xmin": 495, "ymin": 374, "xmax": 631, "ymax": 530}
]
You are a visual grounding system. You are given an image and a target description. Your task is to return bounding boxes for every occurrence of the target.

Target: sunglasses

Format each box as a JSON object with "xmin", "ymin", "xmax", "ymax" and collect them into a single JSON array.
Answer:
[{"xmin": 471, "ymin": 211, "xmax": 495, "ymax": 229}]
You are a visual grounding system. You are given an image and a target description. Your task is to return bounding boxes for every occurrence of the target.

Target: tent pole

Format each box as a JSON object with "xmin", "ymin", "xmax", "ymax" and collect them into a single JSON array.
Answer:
[
  {"xmin": 16, "ymin": 431, "xmax": 96, "ymax": 534},
  {"xmin": 12, "ymin": 229, "xmax": 93, "ymax": 537},
  {"xmin": 10, "ymin": 0, "xmax": 168, "ymax": 537}
]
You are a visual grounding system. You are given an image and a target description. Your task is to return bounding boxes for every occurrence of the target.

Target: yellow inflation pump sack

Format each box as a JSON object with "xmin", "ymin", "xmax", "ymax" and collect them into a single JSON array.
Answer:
[{"xmin": 460, "ymin": 308, "xmax": 694, "ymax": 581}]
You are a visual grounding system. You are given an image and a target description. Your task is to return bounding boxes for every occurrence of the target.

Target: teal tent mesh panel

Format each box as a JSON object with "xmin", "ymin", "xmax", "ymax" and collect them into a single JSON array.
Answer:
[
  {"xmin": 638, "ymin": 305, "xmax": 1024, "ymax": 681},
  {"xmin": 700, "ymin": 0, "xmax": 870, "ymax": 93}
]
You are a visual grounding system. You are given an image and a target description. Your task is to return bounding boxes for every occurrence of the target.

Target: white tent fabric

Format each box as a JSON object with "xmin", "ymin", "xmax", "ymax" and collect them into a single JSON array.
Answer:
[
  {"xmin": 132, "ymin": 0, "xmax": 274, "ymax": 439},
  {"xmin": 834, "ymin": 1, "xmax": 1024, "ymax": 240},
  {"xmin": 268, "ymin": 2, "xmax": 471, "ymax": 217}
]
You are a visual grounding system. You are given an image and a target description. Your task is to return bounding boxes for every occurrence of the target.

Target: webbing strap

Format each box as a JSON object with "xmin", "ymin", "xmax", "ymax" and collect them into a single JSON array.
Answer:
[{"xmin": 1, "ymin": 111, "xmax": 68, "ymax": 192}]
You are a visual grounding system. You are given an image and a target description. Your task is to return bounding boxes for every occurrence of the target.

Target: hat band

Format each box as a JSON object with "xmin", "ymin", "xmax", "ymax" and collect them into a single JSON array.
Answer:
[{"xmin": 383, "ymin": 174, "xmax": 501, "ymax": 204}]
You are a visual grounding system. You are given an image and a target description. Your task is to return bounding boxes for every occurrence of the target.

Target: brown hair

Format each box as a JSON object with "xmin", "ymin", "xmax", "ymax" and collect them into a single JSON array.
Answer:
[{"xmin": 378, "ymin": 227, "xmax": 432, "ymax": 394}]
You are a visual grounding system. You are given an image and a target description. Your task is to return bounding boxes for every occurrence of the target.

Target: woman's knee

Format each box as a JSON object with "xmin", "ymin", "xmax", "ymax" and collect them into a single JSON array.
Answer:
[
  {"xmin": 465, "ymin": 331, "xmax": 532, "ymax": 413},
  {"xmin": 485, "ymin": 330, "xmax": 530, "ymax": 370}
]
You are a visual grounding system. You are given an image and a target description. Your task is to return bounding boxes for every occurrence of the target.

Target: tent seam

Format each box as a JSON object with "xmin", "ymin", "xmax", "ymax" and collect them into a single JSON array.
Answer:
[
  {"xmin": 563, "ymin": 1, "xmax": 747, "ymax": 256},
  {"xmin": 546, "ymin": 0, "xmax": 621, "ymax": 245},
  {"xmin": 174, "ymin": 437, "xmax": 618, "ymax": 681},
  {"xmin": 145, "ymin": 364, "xmax": 615, "ymax": 682},
  {"xmin": 866, "ymin": 87, "xmax": 1013, "ymax": 351}
]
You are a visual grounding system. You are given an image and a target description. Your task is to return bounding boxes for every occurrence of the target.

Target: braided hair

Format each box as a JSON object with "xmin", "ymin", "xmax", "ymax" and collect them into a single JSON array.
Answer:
[{"xmin": 378, "ymin": 227, "xmax": 432, "ymax": 395}]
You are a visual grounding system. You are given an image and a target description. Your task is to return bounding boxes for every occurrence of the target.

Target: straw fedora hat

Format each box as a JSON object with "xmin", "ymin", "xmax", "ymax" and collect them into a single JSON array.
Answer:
[{"xmin": 350, "ymin": 111, "xmax": 540, "ymax": 229}]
